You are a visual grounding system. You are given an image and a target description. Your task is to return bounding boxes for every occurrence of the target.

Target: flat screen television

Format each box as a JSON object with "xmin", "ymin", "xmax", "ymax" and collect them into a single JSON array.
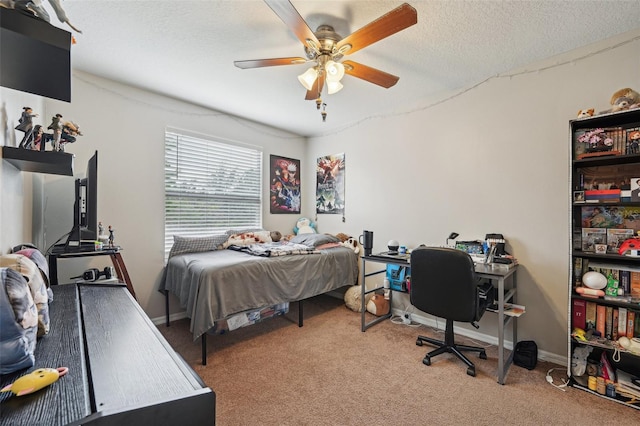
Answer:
[{"xmin": 63, "ymin": 150, "xmax": 98, "ymax": 251}]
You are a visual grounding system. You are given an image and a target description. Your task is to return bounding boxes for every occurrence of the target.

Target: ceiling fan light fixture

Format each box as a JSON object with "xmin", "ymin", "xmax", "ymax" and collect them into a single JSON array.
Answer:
[
  {"xmin": 325, "ymin": 60, "xmax": 345, "ymax": 82},
  {"xmin": 298, "ymin": 67, "xmax": 318, "ymax": 91},
  {"xmin": 327, "ymin": 80, "xmax": 343, "ymax": 95}
]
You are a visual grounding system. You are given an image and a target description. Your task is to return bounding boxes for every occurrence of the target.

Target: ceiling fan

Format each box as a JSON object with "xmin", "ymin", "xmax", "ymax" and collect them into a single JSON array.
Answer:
[{"xmin": 234, "ymin": 1, "xmax": 418, "ymax": 106}]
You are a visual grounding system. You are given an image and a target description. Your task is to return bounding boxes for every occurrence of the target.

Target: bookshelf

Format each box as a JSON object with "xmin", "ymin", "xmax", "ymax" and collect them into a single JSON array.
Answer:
[{"xmin": 569, "ymin": 108, "xmax": 640, "ymax": 409}]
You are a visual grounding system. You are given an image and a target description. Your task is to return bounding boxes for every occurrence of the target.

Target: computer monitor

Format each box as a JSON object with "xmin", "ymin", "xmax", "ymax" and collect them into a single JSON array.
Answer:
[{"xmin": 64, "ymin": 151, "xmax": 98, "ymax": 250}]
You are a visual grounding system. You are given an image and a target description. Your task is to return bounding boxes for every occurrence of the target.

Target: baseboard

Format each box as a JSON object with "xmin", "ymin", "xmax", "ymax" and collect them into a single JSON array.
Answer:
[
  {"xmin": 392, "ymin": 308, "xmax": 567, "ymax": 367},
  {"xmin": 150, "ymin": 311, "xmax": 187, "ymax": 326}
]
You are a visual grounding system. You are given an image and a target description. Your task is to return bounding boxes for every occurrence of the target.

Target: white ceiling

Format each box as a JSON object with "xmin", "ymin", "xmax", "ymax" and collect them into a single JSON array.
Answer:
[{"xmin": 39, "ymin": 1, "xmax": 640, "ymax": 136}]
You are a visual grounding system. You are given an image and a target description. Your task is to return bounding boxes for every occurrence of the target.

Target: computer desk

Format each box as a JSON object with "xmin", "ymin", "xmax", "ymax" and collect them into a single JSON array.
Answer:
[{"xmin": 361, "ymin": 253, "xmax": 519, "ymax": 385}]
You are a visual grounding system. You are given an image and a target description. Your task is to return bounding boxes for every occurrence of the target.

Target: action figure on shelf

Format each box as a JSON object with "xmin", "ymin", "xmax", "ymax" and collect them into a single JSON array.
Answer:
[
  {"xmin": 108, "ymin": 225, "xmax": 115, "ymax": 247},
  {"xmin": 47, "ymin": 113, "xmax": 64, "ymax": 151},
  {"xmin": 58, "ymin": 120, "xmax": 82, "ymax": 152},
  {"xmin": 30, "ymin": 125, "xmax": 46, "ymax": 151},
  {"xmin": 15, "ymin": 107, "xmax": 38, "ymax": 148}
]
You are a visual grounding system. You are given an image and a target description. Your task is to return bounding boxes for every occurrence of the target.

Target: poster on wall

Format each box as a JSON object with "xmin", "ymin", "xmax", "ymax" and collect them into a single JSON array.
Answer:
[
  {"xmin": 316, "ymin": 153, "xmax": 345, "ymax": 214},
  {"xmin": 270, "ymin": 155, "xmax": 301, "ymax": 214}
]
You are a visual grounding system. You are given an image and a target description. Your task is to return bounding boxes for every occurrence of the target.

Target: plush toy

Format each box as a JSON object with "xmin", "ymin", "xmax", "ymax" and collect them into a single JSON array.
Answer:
[
  {"xmin": 293, "ymin": 217, "xmax": 316, "ymax": 235},
  {"xmin": 577, "ymin": 109, "xmax": 594, "ymax": 118},
  {"xmin": 335, "ymin": 232, "xmax": 350, "ymax": 243},
  {"xmin": 366, "ymin": 294, "xmax": 390, "ymax": 316},
  {"xmin": 344, "ymin": 285, "xmax": 372, "ymax": 312},
  {"xmin": 609, "ymin": 88, "xmax": 640, "ymax": 113},
  {"xmin": 341, "ymin": 237, "xmax": 360, "ymax": 255},
  {"xmin": 570, "ymin": 345, "xmax": 592, "ymax": 377},
  {"xmin": 270, "ymin": 231, "xmax": 282, "ymax": 242}
]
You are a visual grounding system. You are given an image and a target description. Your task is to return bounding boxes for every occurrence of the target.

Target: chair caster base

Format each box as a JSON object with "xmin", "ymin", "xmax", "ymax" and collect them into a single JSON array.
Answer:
[
  {"xmin": 467, "ymin": 367, "xmax": 476, "ymax": 377},
  {"xmin": 479, "ymin": 351, "xmax": 487, "ymax": 360},
  {"xmin": 423, "ymin": 356, "xmax": 431, "ymax": 366},
  {"xmin": 416, "ymin": 338, "xmax": 423, "ymax": 346}
]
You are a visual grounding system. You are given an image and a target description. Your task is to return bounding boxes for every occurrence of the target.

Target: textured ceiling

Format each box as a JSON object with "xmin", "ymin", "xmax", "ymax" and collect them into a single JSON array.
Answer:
[{"xmin": 34, "ymin": 1, "xmax": 640, "ymax": 136}]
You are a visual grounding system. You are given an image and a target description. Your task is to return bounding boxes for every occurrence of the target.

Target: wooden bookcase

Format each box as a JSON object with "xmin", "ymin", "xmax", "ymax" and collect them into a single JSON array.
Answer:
[{"xmin": 569, "ymin": 108, "xmax": 640, "ymax": 409}]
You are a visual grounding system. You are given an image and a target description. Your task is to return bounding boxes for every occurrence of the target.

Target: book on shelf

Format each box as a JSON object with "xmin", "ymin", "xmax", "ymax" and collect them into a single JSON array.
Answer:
[
  {"xmin": 618, "ymin": 307, "xmax": 627, "ymax": 338},
  {"xmin": 605, "ymin": 306, "xmax": 614, "ymax": 340},
  {"xmin": 612, "ymin": 308, "xmax": 619, "ymax": 341},
  {"xmin": 596, "ymin": 305, "xmax": 606, "ymax": 337},
  {"xmin": 632, "ymin": 272, "xmax": 640, "ymax": 299},
  {"xmin": 620, "ymin": 270, "xmax": 631, "ymax": 294},
  {"xmin": 586, "ymin": 301, "xmax": 597, "ymax": 331},
  {"xmin": 627, "ymin": 311, "xmax": 636, "ymax": 339},
  {"xmin": 572, "ymin": 299, "xmax": 586, "ymax": 330},
  {"xmin": 616, "ymin": 369, "xmax": 640, "ymax": 400}
]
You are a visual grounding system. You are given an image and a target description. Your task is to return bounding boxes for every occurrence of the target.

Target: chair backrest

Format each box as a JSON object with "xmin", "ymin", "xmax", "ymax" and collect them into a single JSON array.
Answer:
[{"xmin": 410, "ymin": 247, "xmax": 479, "ymax": 323}]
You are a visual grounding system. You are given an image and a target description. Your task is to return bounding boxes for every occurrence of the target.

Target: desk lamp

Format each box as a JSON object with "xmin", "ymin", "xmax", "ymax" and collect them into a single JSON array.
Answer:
[{"xmin": 446, "ymin": 232, "xmax": 459, "ymax": 247}]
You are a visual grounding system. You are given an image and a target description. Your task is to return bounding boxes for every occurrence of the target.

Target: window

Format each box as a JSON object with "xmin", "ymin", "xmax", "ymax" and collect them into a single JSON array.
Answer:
[{"xmin": 164, "ymin": 129, "xmax": 263, "ymax": 257}]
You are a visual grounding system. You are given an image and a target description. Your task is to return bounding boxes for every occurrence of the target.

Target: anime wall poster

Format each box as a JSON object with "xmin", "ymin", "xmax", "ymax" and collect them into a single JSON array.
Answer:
[
  {"xmin": 270, "ymin": 155, "xmax": 301, "ymax": 214},
  {"xmin": 316, "ymin": 153, "xmax": 345, "ymax": 214}
]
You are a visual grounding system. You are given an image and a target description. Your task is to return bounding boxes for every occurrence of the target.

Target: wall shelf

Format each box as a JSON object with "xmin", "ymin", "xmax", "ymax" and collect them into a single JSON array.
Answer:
[{"xmin": 2, "ymin": 146, "xmax": 74, "ymax": 176}]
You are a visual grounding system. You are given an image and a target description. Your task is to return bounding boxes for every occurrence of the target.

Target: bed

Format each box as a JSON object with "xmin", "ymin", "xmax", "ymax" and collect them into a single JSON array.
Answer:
[{"xmin": 160, "ymin": 232, "xmax": 359, "ymax": 364}]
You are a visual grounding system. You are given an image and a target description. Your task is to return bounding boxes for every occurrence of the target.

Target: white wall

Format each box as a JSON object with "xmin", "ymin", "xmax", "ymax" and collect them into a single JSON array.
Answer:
[
  {"xmin": 306, "ymin": 29, "xmax": 640, "ymax": 359},
  {"xmin": 1, "ymin": 88, "xmax": 42, "ymax": 251}
]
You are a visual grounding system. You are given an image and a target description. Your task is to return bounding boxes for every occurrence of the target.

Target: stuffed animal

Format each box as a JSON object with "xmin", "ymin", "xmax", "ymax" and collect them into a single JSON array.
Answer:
[
  {"xmin": 270, "ymin": 231, "xmax": 282, "ymax": 242},
  {"xmin": 577, "ymin": 109, "xmax": 594, "ymax": 118},
  {"xmin": 293, "ymin": 217, "xmax": 316, "ymax": 235},
  {"xmin": 570, "ymin": 345, "xmax": 592, "ymax": 377},
  {"xmin": 609, "ymin": 88, "xmax": 640, "ymax": 113},
  {"xmin": 335, "ymin": 232, "xmax": 350, "ymax": 243},
  {"xmin": 344, "ymin": 285, "xmax": 372, "ymax": 312},
  {"xmin": 341, "ymin": 237, "xmax": 360, "ymax": 255},
  {"xmin": 366, "ymin": 294, "xmax": 390, "ymax": 316}
]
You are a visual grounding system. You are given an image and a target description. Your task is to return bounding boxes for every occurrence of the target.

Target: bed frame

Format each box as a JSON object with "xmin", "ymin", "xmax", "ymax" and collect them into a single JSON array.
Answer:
[{"xmin": 164, "ymin": 294, "xmax": 305, "ymax": 365}]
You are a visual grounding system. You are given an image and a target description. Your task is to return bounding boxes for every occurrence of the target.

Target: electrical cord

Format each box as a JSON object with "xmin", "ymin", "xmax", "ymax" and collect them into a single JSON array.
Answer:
[{"xmin": 546, "ymin": 368, "xmax": 569, "ymax": 392}]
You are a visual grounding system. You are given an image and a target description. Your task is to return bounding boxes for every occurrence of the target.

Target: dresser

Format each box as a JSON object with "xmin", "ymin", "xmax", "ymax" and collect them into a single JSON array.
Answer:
[{"xmin": 0, "ymin": 284, "xmax": 215, "ymax": 425}]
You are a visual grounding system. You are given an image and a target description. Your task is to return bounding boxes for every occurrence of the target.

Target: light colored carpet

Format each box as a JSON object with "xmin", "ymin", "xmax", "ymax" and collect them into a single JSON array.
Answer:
[{"xmin": 159, "ymin": 295, "xmax": 639, "ymax": 425}]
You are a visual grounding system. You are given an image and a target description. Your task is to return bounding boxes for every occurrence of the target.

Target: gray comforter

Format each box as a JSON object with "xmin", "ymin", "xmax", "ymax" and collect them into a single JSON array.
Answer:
[{"xmin": 161, "ymin": 247, "xmax": 358, "ymax": 340}]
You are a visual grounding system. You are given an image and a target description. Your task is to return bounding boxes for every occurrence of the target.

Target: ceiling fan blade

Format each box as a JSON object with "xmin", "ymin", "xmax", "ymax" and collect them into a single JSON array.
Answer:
[
  {"xmin": 234, "ymin": 57, "xmax": 307, "ymax": 69},
  {"xmin": 336, "ymin": 3, "xmax": 417, "ymax": 56},
  {"xmin": 342, "ymin": 60, "xmax": 399, "ymax": 88},
  {"xmin": 264, "ymin": 0, "xmax": 320, "ymax": 53},
  {"xmin": 305, "ymin": 73, "xmax": 325, "ymax": 100}
]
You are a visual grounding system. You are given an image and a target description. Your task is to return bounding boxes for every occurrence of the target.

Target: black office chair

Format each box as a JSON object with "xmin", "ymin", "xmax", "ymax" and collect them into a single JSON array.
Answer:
[{"xmin": 410, "ymin": 247, "xmax": 494, "ymax": 377}]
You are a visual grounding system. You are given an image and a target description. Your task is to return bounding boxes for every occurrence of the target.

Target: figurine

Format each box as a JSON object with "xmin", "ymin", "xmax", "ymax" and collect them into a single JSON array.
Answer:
[
  {"xmin": 58, "ymin": 120, "xmax": 82, "ymax": 152},
  {"xmin": 1, "ymin": 367, "xmax": 68, "ymax": 396},
  {"xmin": 108, "ymin": 225, "xmax": 115, "ymax": 247},
  {"xmin": 47, "ymin": 114, "xmax": 64, "ymax": 151},
  {"xmin": 15, "ymin": 107, "xmax": 38, "ymax": 148}
]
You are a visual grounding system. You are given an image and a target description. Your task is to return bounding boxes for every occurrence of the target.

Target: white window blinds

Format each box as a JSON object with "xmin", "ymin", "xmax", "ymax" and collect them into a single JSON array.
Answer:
[{"xmin": 164, "ymin": 130, "xmax": 263, "ymax": 257}]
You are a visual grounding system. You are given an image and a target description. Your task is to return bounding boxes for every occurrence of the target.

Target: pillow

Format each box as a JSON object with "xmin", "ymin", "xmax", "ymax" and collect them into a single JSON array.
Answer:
[
  {"xmin": 289, "ymin": 233, "xmax": 340, "ymax": 248},
  {"xmin": 168, "ymin": 234, "xmax": 229, "ymax": 258},
  {"xmin": 0, "ymin": 254, "xmax": 49, "ymax": 337},
  {"xmin": 0, "ymin": 268, "xmax": 38, "ymax": 374},
  {"xmin": 223, "ymin": 231, "xmax": 272, "ymax": 248}
]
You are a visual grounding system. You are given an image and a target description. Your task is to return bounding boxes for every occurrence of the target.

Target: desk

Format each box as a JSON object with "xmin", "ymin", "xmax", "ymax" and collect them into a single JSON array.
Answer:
[
  {"xmin": 361, "ymin": 254, "xmax": 519, "ymax": 385},
  {"xmin": 0, "ymin": 284, "xmax": 215, "ymax": 425},
  {"xmin": 47, "ymin": 248, "xmax": 136, "ymax": 299}
]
